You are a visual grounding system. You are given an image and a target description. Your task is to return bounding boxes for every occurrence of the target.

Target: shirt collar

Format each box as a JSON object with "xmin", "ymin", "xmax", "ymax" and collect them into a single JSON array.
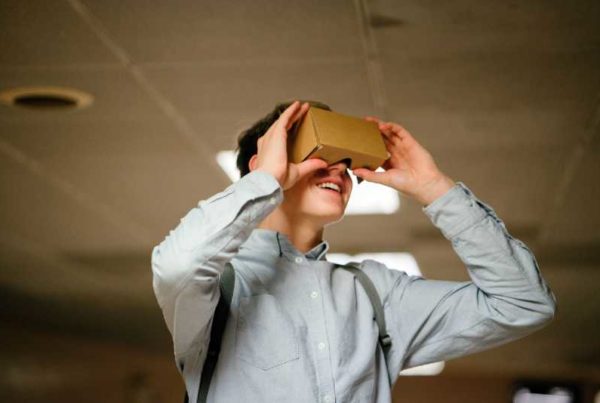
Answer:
[{"xmin": 240, "ymin": 228, "xmax": 329, "ymax": 262}]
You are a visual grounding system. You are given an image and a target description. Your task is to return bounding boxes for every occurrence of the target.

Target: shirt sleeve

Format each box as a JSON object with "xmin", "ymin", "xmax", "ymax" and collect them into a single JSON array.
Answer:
[
  {"xmin": 383, "ymin": 181, "xmax": 557, "ymax": 378},
  {"xmin": 150, "ymin": 170, "xmax": 283, "ymax": 362}
]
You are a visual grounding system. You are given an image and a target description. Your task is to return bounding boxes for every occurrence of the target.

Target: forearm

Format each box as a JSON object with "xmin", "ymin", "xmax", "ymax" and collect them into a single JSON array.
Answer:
[
  {"xmin": 422, "ymin": 181, "xmax": 556, "ymax": 323},
  {"xmin": 389, "ymin": 183, "xmax": 555, "ymax": 371},
  {"xmin": 150, "ymin": 170, "xmax": 282, "ymax": 352}
]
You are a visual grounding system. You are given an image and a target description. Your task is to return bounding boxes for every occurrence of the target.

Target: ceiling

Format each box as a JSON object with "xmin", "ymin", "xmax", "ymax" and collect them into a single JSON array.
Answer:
[{"xmin": 0, "ymin": 0, "xmax": 599, "ymax": 389}]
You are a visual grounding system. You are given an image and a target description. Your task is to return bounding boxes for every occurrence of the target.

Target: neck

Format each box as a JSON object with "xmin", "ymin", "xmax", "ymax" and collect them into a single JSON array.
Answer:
[{"xmin": 258, "ymin": 205, "xmax": 324, "ymax": 254}]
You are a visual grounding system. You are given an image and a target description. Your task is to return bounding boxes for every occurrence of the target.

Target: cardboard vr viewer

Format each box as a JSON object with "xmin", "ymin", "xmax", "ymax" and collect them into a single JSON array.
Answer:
[{"xmin": 288, "ymin": 107, "xmax": 389, "ymax": 172}]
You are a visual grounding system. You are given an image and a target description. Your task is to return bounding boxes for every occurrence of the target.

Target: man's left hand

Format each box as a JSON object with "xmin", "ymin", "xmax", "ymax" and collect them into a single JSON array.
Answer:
[{"xmin": 352, "ymin": 117, "xmax": 455, "ymax": 207}]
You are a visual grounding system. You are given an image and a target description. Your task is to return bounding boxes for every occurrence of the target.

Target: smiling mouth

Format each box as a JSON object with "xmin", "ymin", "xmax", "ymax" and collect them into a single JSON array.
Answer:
[{"xmin": 316, "ymin": 184, "xmax": 343, "ymax": 200}]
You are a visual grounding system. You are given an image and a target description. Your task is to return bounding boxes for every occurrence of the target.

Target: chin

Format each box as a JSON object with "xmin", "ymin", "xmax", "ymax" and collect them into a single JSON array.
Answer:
[
  {"xmin": 313, "ymin": 207, "xmax": 346, "ymax": 226},
  {"xmin": 290, "ymin": 185, "xmax": 349, "ymax": 226},
  {"xmin": 323, "ymin": 215, "xmax": 345, "ymax": 227}
]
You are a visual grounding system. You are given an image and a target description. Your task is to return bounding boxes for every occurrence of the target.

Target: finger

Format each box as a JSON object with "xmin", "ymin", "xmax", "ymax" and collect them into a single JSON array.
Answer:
[
  {"xmin": 387, "ymin": 122, "xmax": 408, "ymax": 134},
  {"xmin": 287, "ymin": 102, "xmax": 306, "ymax": 125},
  {"xmin": 261, "ymin": 111, "xmax": 281, "ymax": 141},
  {"xmin": 365, "ymin": 116, "xmax": 382, "ymax": 124},
  {"xmin": 379, "ymin": 122, "xmax": 395, "ymax": 136},
  {"xmin": 387, "ymin": 122, "xmax": 417, "ymax": 144},
  {"xmin": 352, "ymin": 168, "xmax": 390, "ymax": 187},
  {"xmin": 277, "ymin": 101, "xmax": 302, "ymax": 129},
  {"xmin": 286, "ymin": 102, "xmax": 310, "ymax": 131},
  {"xmin": 382, "ymin": 159, "xmax": 394, "ymax": 170},
  {"xmin": 381, "ymin": 129, "xmax": 401, "ymax": 149},
  {"xmin": 380, "ymin": 129, "xmax": 395, "ymax": 143},
  {"xmin": 296, "ymin": 158, "xmax": 328, "ymax": 179},
  {"xmin": 382, "ymin": 126, "xmax": 409, "ymax": 152},
  {"xmin": 375, "ymin": 122, "xmax": 396, "ymax": 141},
  {"xmin": 382, "ymin": 138, "xmax": 400, "ymax": 158},
  {"xmin": 380, "ymin": 125, "xmax": 406, "ymax": 150}
]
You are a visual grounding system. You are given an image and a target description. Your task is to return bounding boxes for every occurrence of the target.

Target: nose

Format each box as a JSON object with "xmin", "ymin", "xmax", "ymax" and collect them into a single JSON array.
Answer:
[
  {"xmin": 327, "ymin": 160, "xmax": 353, "ymax": 186},
  {"xmin": 327, "ymin": 159, "xmax": 362, "ymax": 185},
  {"xmin": 326, "ymin": 162, "xmax": 348, "ymax": 179},
  {"xmin": 328, "ymin": 159, "xmax": 350, "ymax": 172}
]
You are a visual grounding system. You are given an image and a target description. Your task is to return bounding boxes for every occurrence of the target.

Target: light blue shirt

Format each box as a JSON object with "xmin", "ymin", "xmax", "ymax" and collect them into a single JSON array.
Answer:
[{"xmin": 151, "ymin": 170, "xmax": 556, "ymax": 403}]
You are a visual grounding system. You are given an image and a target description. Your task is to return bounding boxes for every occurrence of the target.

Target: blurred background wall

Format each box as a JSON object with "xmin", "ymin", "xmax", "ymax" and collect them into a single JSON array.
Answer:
[{"xmin": 0, "ymin": 0, "xmax": 599, "ymax": 402}]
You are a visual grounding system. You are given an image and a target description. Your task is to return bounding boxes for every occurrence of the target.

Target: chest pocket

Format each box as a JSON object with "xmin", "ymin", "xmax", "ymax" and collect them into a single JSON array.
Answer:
[{"xmin": 235, "ymin": 294, "xmax": 300, "ymax": 370}]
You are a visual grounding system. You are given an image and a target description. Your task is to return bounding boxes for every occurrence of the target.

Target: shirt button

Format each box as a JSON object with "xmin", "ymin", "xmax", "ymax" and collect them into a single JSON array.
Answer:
[
  {"xmin": 323, "ymin": 395, "xmax": 332, "ymax": 402},
  {"xmin": 318, "ymin": 342, "xmax": 326, "ymax": 350},
  {"xmin": 295, "ymin": 257, "xmax": 303, "ymax": 264},
  {"xmin": 310, "ymin": 291, "xmax": 319, "ymax": 299},
  {"xmin": 269, "ymin": 197, "xmax": 277, "ymax": 205}
]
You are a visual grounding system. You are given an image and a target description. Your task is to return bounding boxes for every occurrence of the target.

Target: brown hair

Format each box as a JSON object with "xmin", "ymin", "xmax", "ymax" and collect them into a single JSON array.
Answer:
[{"xmin": 235, "ymin": 100, "xmax": 332, "ymax": 177}]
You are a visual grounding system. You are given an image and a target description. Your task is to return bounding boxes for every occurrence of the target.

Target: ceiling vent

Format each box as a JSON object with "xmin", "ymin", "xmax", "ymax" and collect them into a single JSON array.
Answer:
[{"xmin": 0, "ymin": 86, "xmax": 93, "ymax": 111}]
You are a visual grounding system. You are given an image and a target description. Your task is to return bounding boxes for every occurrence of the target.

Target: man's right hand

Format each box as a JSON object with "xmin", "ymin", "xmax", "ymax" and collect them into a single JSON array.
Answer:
[{"xmin": 252, "ymin": 100, "xmax": 328, "ymax": 191}]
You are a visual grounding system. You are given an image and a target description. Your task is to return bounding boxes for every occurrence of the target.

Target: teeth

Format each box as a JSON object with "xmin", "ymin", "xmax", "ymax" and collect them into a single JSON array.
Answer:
[{"xmin": 317, "ymin": 182, "xmax": 341, "ymax": 192}]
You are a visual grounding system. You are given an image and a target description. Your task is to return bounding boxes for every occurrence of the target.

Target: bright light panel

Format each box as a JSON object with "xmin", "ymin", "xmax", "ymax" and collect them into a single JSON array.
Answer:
[
  {"xmin": 399, "ymin": 361, "xmax": 445, "ymax": 376},
  {"xmin": 216, "ymin": 150, "xmax": 240, "ymax": 182},
  {"xmin": 513, "ymin": 388, "xmax": 574, "ymax": 403},
  {"xmin": 216, "ymin": 151, "xmax": 400, "ymax": 215},
  {"xmin": 346, "ymin": 168, "xmax": 400, "ymax": 215}
]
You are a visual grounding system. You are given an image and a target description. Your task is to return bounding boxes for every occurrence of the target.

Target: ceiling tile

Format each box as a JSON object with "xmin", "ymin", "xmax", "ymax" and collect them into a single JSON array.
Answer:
[
  {"xmin": 0, "ymin": 154, "xmax": 144, "ymax": 253},
  {"xmin": 40, "ymin": 153, "xmax": 231, "ymax": 239},
  {"xmin": 371, "ymin": 0, "xmax": 600, "ymax": 57},
  {"xmin": 141, "ymin": 61, "xmax": 378, "ymax": 150},
  {"xmin": 0, "ymin": 0, "xmax": 118, "ymax": 66},
  {"xmin": 83, "ymin": 0, "xmax": 364, "ymax": 63},
  {"xmin": 0, "ymin": 118, "xmax": 190, "ymax": 159}
]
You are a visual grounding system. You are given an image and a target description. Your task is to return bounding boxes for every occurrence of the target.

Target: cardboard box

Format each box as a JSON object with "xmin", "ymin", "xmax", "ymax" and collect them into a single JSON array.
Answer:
[{"xmin": 288, "ymin": 107, "xmax": 388, "ymax": 171}]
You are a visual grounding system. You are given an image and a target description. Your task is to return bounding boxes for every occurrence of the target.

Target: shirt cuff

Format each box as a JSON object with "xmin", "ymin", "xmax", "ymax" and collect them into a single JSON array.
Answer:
[
  {"xmin": 233, "ymin": 170, "xmax": 284, "ymax": 221},
  {"xmin": 421, "ymin": 181, "xmax": 489, "ymax": 239},
  {"xmin": 234, "ymin": 170, "xmax": 283, "ymax": 199}
]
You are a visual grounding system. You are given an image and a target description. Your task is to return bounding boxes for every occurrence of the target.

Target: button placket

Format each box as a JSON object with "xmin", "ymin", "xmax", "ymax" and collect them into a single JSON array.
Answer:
[{"xmin": 306, "ymin": 266, "xmax": 335, "ymax": 403}]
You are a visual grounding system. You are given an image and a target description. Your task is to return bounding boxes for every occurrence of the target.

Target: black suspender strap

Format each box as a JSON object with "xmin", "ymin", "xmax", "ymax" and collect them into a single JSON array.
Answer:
[
  {"xmin": 335, "ymin": 262, "xmax": 393, "ymax": 359},
  {"xmin": 184, "ymin": 260, "xmax": 392, "ymax": 402},
  {"xmin": 184, "ymin": 262, "xmax": 236, "ymax": 403}
]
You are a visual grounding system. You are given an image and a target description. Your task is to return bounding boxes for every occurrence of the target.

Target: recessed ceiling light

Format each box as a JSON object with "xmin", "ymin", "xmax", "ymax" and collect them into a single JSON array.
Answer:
[
  {"xmin": 0, "ymin": 86, "xmax": 93, "ymax": 111},
  {"xmin": 216, "ymin": 150, "xmax": 400, "ymax": 215}
]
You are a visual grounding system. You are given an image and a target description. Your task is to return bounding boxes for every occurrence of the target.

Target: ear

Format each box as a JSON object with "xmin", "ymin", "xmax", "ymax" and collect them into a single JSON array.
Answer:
[{"xmin": 248, "ymin": 154, "xmax": 258, "ymax": 172}]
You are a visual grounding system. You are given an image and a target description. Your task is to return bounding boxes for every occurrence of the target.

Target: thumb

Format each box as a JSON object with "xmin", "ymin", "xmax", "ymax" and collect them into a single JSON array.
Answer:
[
  {"xmin": 296, "ymin": 158, "xmax": 328, "ymax": 179},
  {"xmin": 352, "ymin": 168, "xmax": 390, "ymax": 186}
]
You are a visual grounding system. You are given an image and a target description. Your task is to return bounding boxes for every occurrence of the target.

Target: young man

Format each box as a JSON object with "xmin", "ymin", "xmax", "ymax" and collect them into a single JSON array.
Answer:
[{"xmin": 151, "ymin": 101, "xmax": 556, "ymax": 403}]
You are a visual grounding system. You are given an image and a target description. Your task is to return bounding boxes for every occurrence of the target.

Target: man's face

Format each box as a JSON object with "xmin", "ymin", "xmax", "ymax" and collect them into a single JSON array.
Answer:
[{"xmin": 282, "ymin": 159, "xmax": 354, "ymax": 226}]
